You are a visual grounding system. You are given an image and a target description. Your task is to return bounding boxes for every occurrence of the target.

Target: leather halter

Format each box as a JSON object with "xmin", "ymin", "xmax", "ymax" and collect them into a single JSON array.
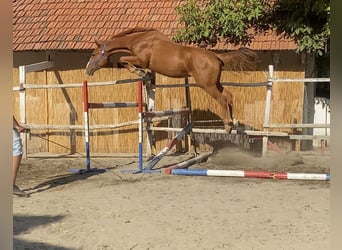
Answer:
[{"xmin": 89, "ymin": 42, "xmax": 107, "ymax": 67}]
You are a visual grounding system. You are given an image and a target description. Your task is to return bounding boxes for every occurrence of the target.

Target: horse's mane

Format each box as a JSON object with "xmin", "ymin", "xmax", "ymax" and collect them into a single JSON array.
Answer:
[{"xmin": 110, "ymin": 27, "xmax": 158, "ymax": 39}]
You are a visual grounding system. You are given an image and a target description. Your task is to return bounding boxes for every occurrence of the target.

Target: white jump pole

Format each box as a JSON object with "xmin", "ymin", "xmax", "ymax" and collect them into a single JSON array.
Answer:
[
  {"xmin": 143, "ymin": 123, "xmax": 193, "ymax": 171},
  {"xmin": 170, "ymin": 168, "xmax": 330, "ymax": 181},
  {"xmin": 137, "ymin": 80, "xmax": 144, "ymax": 171}
]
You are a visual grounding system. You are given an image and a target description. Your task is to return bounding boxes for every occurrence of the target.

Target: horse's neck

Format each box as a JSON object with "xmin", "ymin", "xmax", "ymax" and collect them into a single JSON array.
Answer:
[
  {"xmin": 111, "ymin": 28, "xmax": 157, "ymax": 38},
  {"xmin": 106, "ymin": 36, "xmax": 132, "ymax": 53},
  {"xmin": 106, "ymin": 31, "xmax": 169, "ymax": 54}
]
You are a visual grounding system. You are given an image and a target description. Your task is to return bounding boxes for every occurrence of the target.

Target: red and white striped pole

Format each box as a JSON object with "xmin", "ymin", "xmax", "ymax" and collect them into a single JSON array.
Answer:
[
  {"xmin": 83, "ymin": 80, "xmax": 91, "ymax": 171},
  {"xmin": 137, "ymin": 80, "xmax": 143, "ymax": 171},
  {"xmin": 170, "ymin": 169, "xmax": 330, "ymax": 181}
]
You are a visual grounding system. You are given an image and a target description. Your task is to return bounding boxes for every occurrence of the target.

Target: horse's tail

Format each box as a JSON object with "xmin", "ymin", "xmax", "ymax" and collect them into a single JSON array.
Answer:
[{"xmin": 216, "ymin": 48, "xmax": 258, "ymax": 71}]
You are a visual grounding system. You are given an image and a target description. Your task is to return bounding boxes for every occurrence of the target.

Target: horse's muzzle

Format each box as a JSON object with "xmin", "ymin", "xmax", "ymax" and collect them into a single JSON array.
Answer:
[
  {"xmin": 85, "ymin": 62, "xmax": 95, "ymax": 75},
  {"xmin": 86, "ymin": 68, "xmax": 94, "ymax": 76}
]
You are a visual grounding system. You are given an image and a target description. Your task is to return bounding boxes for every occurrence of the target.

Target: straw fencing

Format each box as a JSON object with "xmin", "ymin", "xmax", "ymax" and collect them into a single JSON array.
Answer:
[{"xmin": 13, "ymin": 66, "xmax": 312, "ymax": 155}]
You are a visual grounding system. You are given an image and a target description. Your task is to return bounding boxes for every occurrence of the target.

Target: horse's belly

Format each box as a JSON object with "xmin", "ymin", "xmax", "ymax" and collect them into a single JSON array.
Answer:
[
  {"xmin": 152, "ymin": 67, "xmax": 189, "ymax": 78},
  {"xmin": 149, "ymin": 56, "xmax": 190, "ymax": 78}
]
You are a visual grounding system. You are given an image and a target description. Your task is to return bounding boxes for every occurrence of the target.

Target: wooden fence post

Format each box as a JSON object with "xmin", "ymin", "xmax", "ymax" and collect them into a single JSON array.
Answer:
[{"xmin": 262, "ymin": 65, "xmax": 273, "ymax": 157}]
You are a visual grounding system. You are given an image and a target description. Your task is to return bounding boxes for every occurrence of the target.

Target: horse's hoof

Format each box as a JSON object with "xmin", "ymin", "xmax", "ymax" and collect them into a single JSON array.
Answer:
[
  {"xmin": 227, "ymin": 119, "xmax": 238, "ymax": 127},
  {"xmin": 140, "ymin": 71, "xmax": 152, "ymax": 81},
  {"xmin": 225, "ymin": 119, "xmax": 239, "ymax": 133},
  {"xmin": 145, "ymin": 71, "xmax": 154, "ymax": 79},
  {"xmin": 232, "ymin": 119, "xmax": 239, "ymax": 127},
  {"xmin": 193, "ymin": 151, "xmax": 200, "ymax": 157},
  {"xmin": 185, "ymin": 150, "xmax": 198, "ymax": 157}
]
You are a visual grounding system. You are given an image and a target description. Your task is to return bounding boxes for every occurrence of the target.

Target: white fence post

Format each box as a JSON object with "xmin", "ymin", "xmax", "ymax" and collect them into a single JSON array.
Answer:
[
  {"xmin": 262, "ymin": 65, "xmax": 273, "ymax": 157},
  {"xmin": 19, "ymin": 65, "xmax": 27, "ymax": 158}
]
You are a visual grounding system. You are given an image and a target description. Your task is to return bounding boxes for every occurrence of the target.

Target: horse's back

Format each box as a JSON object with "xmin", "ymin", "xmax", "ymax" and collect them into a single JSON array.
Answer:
[
  {"xmin": 111, "ymin": 27, "xmax": 158, "ymax": 39},
  {"xmin": 148, "ymin": 40, "xmax": 221, "ymax": 78},
  {"xmin": 113, "ymin": 28, "xmax": 169, "ymax": 43}
]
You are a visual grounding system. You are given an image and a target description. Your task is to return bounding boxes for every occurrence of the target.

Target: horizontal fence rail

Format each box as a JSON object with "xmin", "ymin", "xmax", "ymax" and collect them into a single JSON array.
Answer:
[
  {"xmin": 271, "ymin": 78, "xmax": 330, "ymax": 83},
  {"xmin": 14, "ymin": 63, "xmax": 330, "ymax": 157},
  {"xmin": 13, "ymin": 78, "xmax": 143, "ymax": 91},
  {"xmin": 261, "ymin": 65, "xmax": 330, "ymax": 156},
  {"xmin": 152, "ymin": 81, "xmax": 269, "ymax": 89},
  {"xmin": 264, "ymin": 123, "xmax": 330, "ymax": 129}
]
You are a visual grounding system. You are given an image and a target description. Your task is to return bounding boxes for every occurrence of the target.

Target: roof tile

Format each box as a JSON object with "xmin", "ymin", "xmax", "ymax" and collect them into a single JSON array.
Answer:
[{"xmin": 13, "ymin": 0, "xmax": 297, "ymax": 51}]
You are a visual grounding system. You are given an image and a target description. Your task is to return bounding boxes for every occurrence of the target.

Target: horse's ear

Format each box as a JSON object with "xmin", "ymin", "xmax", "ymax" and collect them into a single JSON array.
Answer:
[{"xmin": 95, "ymin": 40, "xmax": 101, "ymax": 47}]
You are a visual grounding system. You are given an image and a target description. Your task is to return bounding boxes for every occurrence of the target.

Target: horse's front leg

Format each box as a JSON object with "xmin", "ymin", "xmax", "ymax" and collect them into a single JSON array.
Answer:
[
  {"xmin": 200, "ymin": 85, "xmax": 235, "ymax": 133},
  {"xmin": 119, "ymin": 56, "xmax": 147, "ymax": 77},
  {"xmin": 213, "ymin": 86, "xmax": 237, "ymax": 133}
]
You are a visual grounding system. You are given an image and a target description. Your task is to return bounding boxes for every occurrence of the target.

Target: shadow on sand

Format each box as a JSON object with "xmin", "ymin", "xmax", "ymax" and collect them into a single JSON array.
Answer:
[
  {"xmin": 22, "ymin": 170, "xmax": 106, "ymax": 195},
  {"xmin": 13, "ymin": 214, "xmax": 76, "ymax": 250}
]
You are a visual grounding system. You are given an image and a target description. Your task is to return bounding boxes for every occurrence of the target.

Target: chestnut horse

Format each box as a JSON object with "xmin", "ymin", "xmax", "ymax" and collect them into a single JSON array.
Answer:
[{"xmin": 86, "ymin": 27, "xmax": 257, "ymax": 132}]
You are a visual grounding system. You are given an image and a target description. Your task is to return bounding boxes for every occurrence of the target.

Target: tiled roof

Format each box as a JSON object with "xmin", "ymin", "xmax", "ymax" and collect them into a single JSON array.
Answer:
[{"xmin": 13, "ymin": 0, "xmax": 298, "ymax": 51}]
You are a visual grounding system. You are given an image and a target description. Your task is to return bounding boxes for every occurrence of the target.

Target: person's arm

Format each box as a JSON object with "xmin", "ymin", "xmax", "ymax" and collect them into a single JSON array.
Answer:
[{"xmin": 13, "ymin": 116, "xmax": 27, "ymax": 132}]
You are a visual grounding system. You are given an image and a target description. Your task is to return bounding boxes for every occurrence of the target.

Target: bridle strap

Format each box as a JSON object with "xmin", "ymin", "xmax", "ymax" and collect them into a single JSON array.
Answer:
[
  {"xmin": 89, "ymin": 42, "xmax": 107, "ymax": 66},
  {"xmin": 101, "ymin": 42, "xmax": 107, "ymax": 55}
]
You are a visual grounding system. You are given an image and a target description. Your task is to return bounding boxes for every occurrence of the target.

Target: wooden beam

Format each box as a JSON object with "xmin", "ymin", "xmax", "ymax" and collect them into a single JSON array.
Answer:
[{"xmin": 24, "ymin": 61, "xmax": 54, "ymax": 73}]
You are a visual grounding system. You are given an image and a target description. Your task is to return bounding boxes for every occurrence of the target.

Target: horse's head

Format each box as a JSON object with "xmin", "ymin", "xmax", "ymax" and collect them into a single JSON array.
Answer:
[{"xmin": 86, "ymin": 40, "xmax": 109, "ymax": 75}]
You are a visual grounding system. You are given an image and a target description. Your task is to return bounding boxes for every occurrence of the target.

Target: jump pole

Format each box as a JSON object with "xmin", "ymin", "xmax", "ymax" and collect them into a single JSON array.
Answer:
[
  {"xmin": 170, "ymin": 168, "xmax": 330, "ymax": 181},
  {"xmin": 89, "ymin": 102, "xmax": 139, "ymax": 108},
  {"xmin": 69, "ymin": 80, "xmax": 106, "ymax": 174},
  {"xmin": 121, "ymin": 80, "xmax": 192, "ymax": 173},
  {"xmin": 138, "ymin": 80, "xmax": 144, "ymax": 171},
  {"xmin": 142, "ymin": 123, "xmax": 193, "ymax": 171},
  {"xmin": 71, "ymin": 79, "xmax": 143, "ymax": 174},
  {"xmin": 130, "ymin": 110, "xmax": 192, "ymax": 173},
  {"xmin": 84, "ymin": 80, "xmax": 91, "ymax": 171},
  {"xmin": 163, "ymin": 152, "xmax": 213, "ymax": 174},
  {"xmin": 143, "ymin": 108, "xmax": 190, "ymax": 119},
  {"xmin": 122, "ymin": 79, "xmax": 164, "ymax": 174}
]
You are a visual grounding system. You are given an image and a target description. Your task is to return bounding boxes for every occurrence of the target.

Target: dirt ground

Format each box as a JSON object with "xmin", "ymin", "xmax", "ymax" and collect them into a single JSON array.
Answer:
[{"xmin": 13, "ymin": 145, "xmax": 330, "ymax": 250}]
